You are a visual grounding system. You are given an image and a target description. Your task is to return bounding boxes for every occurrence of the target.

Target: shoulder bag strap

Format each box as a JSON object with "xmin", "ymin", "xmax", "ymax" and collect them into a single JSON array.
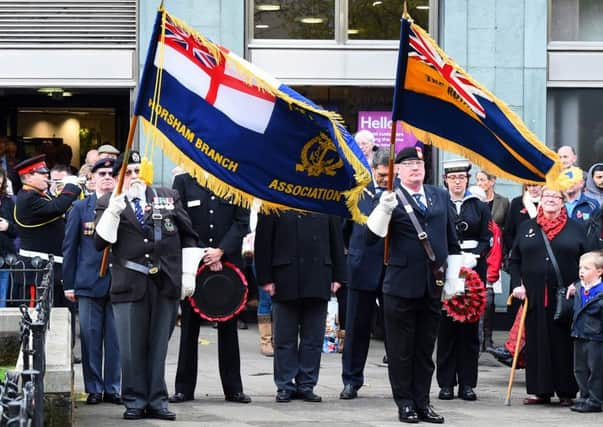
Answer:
[
  {"xmin": 394, "ymin": 188, "xmax": 436, "ymax": 262},
  {"xmin": 539, "ymin": 228, "xmax": 564, "ymax": 287}
]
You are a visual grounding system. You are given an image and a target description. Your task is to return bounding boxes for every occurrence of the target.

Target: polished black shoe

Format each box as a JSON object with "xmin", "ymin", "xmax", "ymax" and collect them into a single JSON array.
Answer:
[
  {"xmin": 297, "ymin": 390, "xmax": 322, "ymax": 402},
  {"xmin": 398, "ymin": 405, "xmax": 419, "ymax": 424},
  {"xmin": 382, "ymin": 354, "xmax": 388, "ymax": 364},
  {"xmin": 276, "ymin": 390, "xmax": 292, "ymax": 403},
  {"xmin": 339, "ymin": 384, "xmax": 359, "ymax": 400},
  {"xmin": 86, "ymin": 393, "xmax": 103, "ymax": 405},
  {"xmin": 147, "ymin": 408, "xmax": 176, "ymax": 421},
  {"xmin": 225, "ymin": 392, "xmax": 252, "ymax": 403},
  {"xmin": 459, "ymin": 386, "xmax": 477, "ymax": 401},
  {"xmin": 416, "ymin": 405, "xmax": 444, "ymax": 424},
  {"xmin": 169, "ymin": 392, "xmax": 193, "ymax": 403},
  {"xmin": 438, "ymin": 387, "xmax": 454, "ymax": 400},
  {"xmin": 123, "ymin": 408, "xmax": 145, "ymax": 420},
  {"xmin": 103, "ymin": 393, "xmax": 123, "ymax": 404}
]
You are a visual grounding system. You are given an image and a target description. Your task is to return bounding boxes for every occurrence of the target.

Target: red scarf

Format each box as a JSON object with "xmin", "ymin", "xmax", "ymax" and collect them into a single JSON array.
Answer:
[{"xmin": 536, "ymin": 206, "xmax": 567, "ymax": 241}]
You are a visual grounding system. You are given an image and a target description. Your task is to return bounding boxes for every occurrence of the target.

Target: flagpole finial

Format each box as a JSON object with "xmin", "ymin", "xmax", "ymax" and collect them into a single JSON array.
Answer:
[{"xmin": 402, "ymin": 1, "xmax": 413, "ymax": 21}]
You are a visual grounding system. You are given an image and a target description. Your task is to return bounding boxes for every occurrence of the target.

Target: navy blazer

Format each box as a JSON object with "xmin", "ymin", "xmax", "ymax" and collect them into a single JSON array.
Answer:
[
  {"xmin": 62, "ymin": 194, "xmax": 111, "ymax": 298},
  {"xmin": 370, "ymin": 185, "xmax": 460, "ymax": 299},
  {"xmin": 343, "ymin": 183, "xmax": 385, "ymax": 291}
]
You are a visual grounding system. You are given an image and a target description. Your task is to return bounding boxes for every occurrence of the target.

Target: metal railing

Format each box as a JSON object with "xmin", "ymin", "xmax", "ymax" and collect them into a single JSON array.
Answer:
[{"xmin": 0, "ymin": 256, "xmax": 54, "ymax": 427}]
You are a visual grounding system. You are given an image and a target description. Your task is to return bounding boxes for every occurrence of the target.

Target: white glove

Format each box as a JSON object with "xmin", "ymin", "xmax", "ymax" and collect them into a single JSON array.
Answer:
[
  {"xmin": 107, "ymin": 192, "xmax": 127, "ymax": 216},
  {"xmin": 181, "ymin": 247, "xmax": 206, "ymax": 300},
  {"xmin": 366, "ymin": 191, "xmax": 397, "ymax": 238},
  {"xmin": 442, "ymin": 254, "xmax": 465, "ymax": 299},
  {"xmin": 461, "ymin": 252, "xmax": 479, "ymax": 269},
  {"xmin": 378, "ymin": 191, "xmax": 398, "ymax": 214},
  {"xmin": 61, "ymin": 175, "xmax": 81, "ymax": 187},
  {"xmin": 95, "ymin": 193, "xmax": 126, "ymax": 244}
]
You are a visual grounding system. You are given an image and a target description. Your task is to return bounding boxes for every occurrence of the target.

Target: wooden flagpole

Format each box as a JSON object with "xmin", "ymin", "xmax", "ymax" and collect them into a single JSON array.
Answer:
[{"xmin": 99, "ymin": 115, "xmax": 139, "ymax": 277}]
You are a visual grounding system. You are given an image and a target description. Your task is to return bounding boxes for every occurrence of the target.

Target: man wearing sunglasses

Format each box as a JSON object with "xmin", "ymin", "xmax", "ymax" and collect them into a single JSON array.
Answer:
[
  {"xmin": 94, "ymin": 150, "xmax": 201, "ymax": 421},
  {"xmin": 13, "ymin": 154, "xmax": 82, "ymax": 306},
  {"xmin": 62, "ymin": 158, "xmax": 122, "ymax": 406}
]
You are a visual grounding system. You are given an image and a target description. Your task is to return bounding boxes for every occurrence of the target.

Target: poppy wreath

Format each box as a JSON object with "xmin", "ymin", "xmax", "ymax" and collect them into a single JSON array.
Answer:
[{"xmin": 442, "ymin": 267, "xmax": 487, "ymax": 323}]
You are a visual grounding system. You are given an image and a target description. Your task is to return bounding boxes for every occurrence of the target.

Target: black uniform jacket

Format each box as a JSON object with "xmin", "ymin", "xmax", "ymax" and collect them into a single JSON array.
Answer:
[
  {"xmin": 254, "ymin": 211, "xmax": 346, "ymax": 302},
  {"xmin": 14, "ymin": 183, "xmax": 81, "ymax": 255},
  {"xmin": 94, "ymin": 186, "xmax": 198, "ymax": 303},
  {"xmin": 172, "ymin": 174, "xmax": 249, "ymax": 268},
  {"xmin": 342, "ymin": 183, "xmax": 385, "ymax": 291},
  {"xmin": 370, "ymin": 185, "xmax": 460, "ymax": 299}
]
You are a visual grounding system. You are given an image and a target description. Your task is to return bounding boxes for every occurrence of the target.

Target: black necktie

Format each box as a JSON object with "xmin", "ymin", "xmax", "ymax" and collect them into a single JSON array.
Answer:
[{"xmin": 412, "ymin": 193, "xmax": 427, "ymax": 212}]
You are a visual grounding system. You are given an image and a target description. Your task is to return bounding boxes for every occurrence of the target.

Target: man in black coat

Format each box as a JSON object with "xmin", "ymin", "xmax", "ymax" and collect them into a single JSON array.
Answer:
[
  {"xmin": 339, "ymin": 148, "xmax": 388, "ymax": 400},
  {"xmin": 366, "ymin": 146, "xmax": 460, "ymax": 424},
  {"xmin": 254, "ymin": 211, "xmax": 346, "ymax": 403},
  {"xmin": 13, "ymin": 154, "xmax": 81, "ymax": 306},
  {"xmin": 169, "ymin": 173, "xmax": 251, "ymax": 404},
  {"xmin": 94, "ymin": 152, "xmax": 201, "ymax": 421}
]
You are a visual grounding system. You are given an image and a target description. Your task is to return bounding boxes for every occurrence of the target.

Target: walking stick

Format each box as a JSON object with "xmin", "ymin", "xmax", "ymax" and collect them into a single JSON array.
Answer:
[{"xmin": 504, "ymin": 294, "xmax": 528, "ymax": 406}]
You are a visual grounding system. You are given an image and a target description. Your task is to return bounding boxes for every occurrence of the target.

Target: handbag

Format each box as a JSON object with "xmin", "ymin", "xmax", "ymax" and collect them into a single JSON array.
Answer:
[{"xmin": 538, "ymin": 228, "xmax": 573, "ymax": 323}]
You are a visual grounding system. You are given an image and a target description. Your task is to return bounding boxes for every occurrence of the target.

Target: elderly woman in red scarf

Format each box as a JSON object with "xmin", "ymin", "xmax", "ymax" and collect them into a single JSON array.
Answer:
[{"xmin": 509, "ymin": 186, "xmax": 589, "ymax": 406}]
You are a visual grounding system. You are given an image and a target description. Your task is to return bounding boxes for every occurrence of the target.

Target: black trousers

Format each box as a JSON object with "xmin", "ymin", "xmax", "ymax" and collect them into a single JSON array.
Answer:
[
  {"xmin": 341, "ymin": 287, "xmax": 384, "ymax": 387},
  {"xmin": 174, "ymin": 300, "xmax": 242, "ymax": 397},
  {"xmin": 272, "ymin": 298, "xmax": 327, "ymax": 393},
  {"xmin": 384, "ymin": 293, "xmax": 440, "ymax": 410},
  {"xmin": 436, "ymin": 315, "xmax": 480, "ymax": 388},
  {"xmin": 574, "ymin": 338, "xmax": 603, "ymax": 406}
]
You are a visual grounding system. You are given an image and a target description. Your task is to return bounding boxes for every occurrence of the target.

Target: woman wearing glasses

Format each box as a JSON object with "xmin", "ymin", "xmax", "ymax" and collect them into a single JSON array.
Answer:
[
  {"xmin": 509, "ymin": 186, "xmax": 588, "ymax": 406},
  {"xmin": 436, "ymin": 159, "xmax": 491, "ymax": 402}
]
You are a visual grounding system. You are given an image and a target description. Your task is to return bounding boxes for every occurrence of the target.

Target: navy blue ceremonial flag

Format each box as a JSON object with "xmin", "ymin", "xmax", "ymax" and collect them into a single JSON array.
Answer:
[
  {"xmin": 392, "ymin": 17, "xmax": 561, "ymax": 185},
  {"xmin": 134, "ymin": 9, "xmax": 371, "ymax": 221}
]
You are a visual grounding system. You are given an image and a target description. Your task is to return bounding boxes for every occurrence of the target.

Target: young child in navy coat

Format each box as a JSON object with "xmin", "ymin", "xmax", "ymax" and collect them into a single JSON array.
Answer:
[{"xmin": 567, "ymin": 250, "xmax": 603, "ymax": 413}]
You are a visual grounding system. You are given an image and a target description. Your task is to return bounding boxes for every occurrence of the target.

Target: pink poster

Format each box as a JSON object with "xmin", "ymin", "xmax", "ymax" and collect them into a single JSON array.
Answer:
[{"xmin": 357, "ymin": 111, "xmax": 418, "ymax": 153}]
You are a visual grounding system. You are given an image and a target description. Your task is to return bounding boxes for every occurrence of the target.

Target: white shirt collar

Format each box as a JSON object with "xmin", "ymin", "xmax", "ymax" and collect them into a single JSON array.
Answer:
[{"xmin": 401, "ymin": 183, "xmax": 425, "ymax": 199}]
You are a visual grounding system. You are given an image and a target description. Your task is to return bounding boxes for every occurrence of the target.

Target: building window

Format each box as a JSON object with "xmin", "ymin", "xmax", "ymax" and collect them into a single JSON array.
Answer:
[
  {"xmin": 250, "ymin": 0, "xmax": 432, "ymax": 42},
  {"xmin": 550, "ymin": 0, "xmax": 603, "ymax": 42},
  {"xmin": 253, "ymin": 0, "xmax": 335, "ymax": 40},
  {"xmin": 348, "ymin": 0, "xmax": 429, "ymax": 40},
  {"xmin": 546, "ymin": 88, "xmax": 603, "ymax": 168}
]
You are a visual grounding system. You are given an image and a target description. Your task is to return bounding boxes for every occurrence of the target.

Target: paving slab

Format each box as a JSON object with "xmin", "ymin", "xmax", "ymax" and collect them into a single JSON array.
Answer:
[{"xmin": 74, "ymin": 328, "xmax": 602, "ymax": 426}]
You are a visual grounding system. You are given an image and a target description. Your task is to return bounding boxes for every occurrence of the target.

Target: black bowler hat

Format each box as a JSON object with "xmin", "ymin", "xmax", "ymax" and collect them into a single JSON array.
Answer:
[
  {"xmin": 395, "ymin": 146, "xmax": 424, "ymax": 164},
  {"xmin": 14, "ymin": 154, "xmax": 49, "ymax": 175},
  {"xmin": 189, "ymin": 261, "xmax": 248, "ymax": 322},
  {"xmin": 91, "ymin": 157, "xmax": 115, "ymax": 173},
  {"xmin": 112, "ymin": 150, "xmax": 141, "ymax": 176}
]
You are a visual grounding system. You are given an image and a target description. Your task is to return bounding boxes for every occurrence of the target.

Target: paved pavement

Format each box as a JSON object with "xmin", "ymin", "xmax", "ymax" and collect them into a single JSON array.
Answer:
[{"xmin": 74, "ymin": 328, "xmax": 602, "ymax": 426}]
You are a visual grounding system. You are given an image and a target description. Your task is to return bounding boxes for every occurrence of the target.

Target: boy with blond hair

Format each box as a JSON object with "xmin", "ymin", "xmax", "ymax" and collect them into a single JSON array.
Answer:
[{"xmin": 567, "ymin": 250, "xmax": 603, "ymax": 413}]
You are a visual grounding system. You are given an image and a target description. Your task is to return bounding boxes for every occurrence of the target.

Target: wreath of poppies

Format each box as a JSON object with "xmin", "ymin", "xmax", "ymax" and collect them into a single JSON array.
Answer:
[{"xmin": 442, "ymin": 267, "xmax": 487, "ymax": 323}]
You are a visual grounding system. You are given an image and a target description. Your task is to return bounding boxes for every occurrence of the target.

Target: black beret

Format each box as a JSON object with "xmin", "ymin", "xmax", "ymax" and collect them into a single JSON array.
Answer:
[
  {"xmin": 395, "ymin": 146, "xmax": 424, "ymax": 164},
  {"xmin": 91, "ymin": 158, "xmax": 115, "ymax": 173},
  {"xmin": 112, "ymin": 150, "xmax": 141, "ymax": 176}
]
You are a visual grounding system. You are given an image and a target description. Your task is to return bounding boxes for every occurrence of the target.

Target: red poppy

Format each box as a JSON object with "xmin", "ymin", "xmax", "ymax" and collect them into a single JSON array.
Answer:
[{"xmin": 442, "ymin": 267, "xmax": 487, "ymax": 323}]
